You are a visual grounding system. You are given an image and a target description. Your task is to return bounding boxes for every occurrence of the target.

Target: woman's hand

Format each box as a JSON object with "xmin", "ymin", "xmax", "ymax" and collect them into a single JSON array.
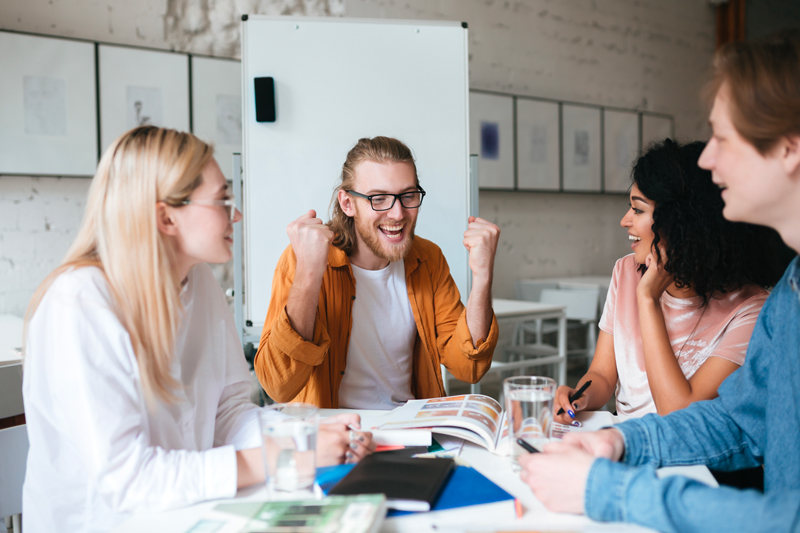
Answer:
[
  {"xmin": 637, "ymin": 245, "xmax": 673, "ymax": 302},
  {"xmin": 317, "ymin": 414, "xmax": 376, "ymax": 467},
  {"xmin": 554, "ymin": 385, "xmax": 588, "ymax": 426}
]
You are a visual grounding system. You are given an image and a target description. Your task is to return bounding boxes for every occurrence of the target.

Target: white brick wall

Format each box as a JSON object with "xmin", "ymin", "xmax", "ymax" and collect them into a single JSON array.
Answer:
[
  {"xmin": 0, "ymin": 177, "xmax": 90, "ymax": 316},
  {"xmin": 0, "ymin": 0, "xmax": 717, "ymax": 311}
]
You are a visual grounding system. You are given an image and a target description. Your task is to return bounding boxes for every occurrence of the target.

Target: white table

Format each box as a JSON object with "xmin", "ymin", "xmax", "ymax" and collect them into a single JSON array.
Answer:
[
  {"xmin": 520, "ymin": 275, "xmax": 611, "ymax": 314},
  {"xmin": 0, "ymin": 315, "xmax": 24, "ymax": 421},
  {"xmin": 482, "ymin": 298, "xmax": 567, "ymax": 388},
  {"xmin": 115, "ymin": 410, "xmax": 716, "ymax": 533}
]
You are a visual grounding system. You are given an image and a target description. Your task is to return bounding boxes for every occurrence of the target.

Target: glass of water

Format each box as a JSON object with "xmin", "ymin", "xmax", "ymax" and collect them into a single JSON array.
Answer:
[
  {"xmin": 504, "ymin": 376, "xmax": 556, "ymax": 471},
  {"xmin": 259, "ymin": 403, "xmax": 319, "ymax": 498}
]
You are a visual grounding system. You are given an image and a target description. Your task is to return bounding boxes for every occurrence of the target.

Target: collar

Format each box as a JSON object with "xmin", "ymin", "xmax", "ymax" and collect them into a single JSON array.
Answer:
[
  {"xmin": 788, "ymin": 256, "xmax": 800, "ymax": 295},
  {"xmin": 327, "ymin": 237, "xmax": 429, "ymax": 277}
]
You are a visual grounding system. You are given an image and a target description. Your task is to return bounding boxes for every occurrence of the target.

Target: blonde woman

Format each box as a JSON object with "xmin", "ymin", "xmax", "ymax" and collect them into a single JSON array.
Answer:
[{"xmin": 22, "ymin": 126, "xmax": 374, "ymax": 532}]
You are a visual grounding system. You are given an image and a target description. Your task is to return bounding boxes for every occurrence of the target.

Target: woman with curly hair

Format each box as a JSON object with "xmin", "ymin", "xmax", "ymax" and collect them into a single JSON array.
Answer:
[{"xmin": 554, "ymin": 138, "xmax": 787, "ymax": 424}]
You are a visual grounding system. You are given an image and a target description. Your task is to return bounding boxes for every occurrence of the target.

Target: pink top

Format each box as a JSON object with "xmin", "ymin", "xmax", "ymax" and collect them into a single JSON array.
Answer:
[{"xmin": 599, "ymin": 254, "xmax": 768, "ymax": 420}]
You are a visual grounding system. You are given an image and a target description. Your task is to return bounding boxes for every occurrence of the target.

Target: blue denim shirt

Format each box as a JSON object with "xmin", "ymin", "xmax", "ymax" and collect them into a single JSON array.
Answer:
[{"xmin": 584, "ymin": 256, "xmax": 800, "ymax": 532}]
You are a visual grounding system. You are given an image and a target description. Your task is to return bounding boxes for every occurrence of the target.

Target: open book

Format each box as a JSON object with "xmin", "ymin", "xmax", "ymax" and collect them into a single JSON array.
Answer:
[{"xmin": 376, "ymin": 394, "xmax": 617, "ymax": 455}]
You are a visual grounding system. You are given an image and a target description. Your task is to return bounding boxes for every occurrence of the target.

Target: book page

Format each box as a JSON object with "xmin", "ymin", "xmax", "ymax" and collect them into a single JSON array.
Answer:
[
  {"xmin": 378, "ymin": 395, "xmax": 504, "ymax": 451},
  {"xmin": 552, "ymin": 410, "xmax": 618, "ymax": 439}
]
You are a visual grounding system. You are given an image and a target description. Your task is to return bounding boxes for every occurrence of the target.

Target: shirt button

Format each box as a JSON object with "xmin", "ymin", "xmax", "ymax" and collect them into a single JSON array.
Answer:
[
  {"xmin": 340, "ymin": 371, "xmax": 345, "ymax": 375},
  {"xmin": 351, "ymin": 295, "xmax": 356, "ymax": 300}
]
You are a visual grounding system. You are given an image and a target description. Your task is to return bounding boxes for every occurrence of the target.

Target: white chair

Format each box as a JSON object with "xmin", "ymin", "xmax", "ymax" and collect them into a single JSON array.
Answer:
[
  {"xmin": 0, "ymin": 425, "xmax": 28, "ymax": 533},
  {"xmin": 537, "ymin": 288, "xmax": 600, "ymax": 364}
]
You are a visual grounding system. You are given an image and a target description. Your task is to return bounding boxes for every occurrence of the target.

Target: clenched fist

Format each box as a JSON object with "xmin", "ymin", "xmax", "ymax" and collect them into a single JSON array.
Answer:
[
  {"xmin": 287, "ymin": 210, "xmax": 335, "ymax": 283},
  {"xmin": 463, "ymin": 216, "xmax": 500, "ymax": 283}
]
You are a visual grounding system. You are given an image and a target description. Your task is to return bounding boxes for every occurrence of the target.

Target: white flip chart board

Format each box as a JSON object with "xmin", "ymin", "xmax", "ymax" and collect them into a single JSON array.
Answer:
[{"xmin": 242, "ymin": 16, "xmax": 471, "ymax": 327}]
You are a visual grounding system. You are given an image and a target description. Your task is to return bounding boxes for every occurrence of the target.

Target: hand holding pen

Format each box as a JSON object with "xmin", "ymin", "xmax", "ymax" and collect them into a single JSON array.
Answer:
[{"xmin": 554, "ymin": 380, "xmax": 592, "ymax": 426}]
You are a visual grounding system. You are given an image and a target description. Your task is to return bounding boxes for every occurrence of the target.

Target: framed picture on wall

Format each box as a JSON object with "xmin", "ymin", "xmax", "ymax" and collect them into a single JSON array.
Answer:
[
  {"xmin": 516, "ymin": 98, "xmax": 560, "ymax": 191},
  {"xmin": 0, "ymin": 31, "xmax": 97, "ymax": 176},
  {"xmin": 191, "ymin": 56, "xmax": 242, "ymax": 182},
  {"xmin": 641, "ymin": 113, "xmax": 674, "ymax": 150},
  {"xmin": 603, "ymin": 109, "xmax": 639, "ymax": 193},
  {"xmin": 469, "ymin": 91, "xmax": 515, "ymax": 190},
  {"xmin": 98, "ymin": 44, "xmax": 190, "ymax": 153},
  {"xmin": 561, "ymin": 103, "xmax": 601, "ymax": 192}
]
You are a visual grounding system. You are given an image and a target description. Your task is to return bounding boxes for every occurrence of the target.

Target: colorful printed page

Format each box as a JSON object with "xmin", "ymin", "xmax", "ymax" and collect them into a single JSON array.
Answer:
[{"xmin": 378, "ymin": 394, "xmax": 507, "ymax": 454}]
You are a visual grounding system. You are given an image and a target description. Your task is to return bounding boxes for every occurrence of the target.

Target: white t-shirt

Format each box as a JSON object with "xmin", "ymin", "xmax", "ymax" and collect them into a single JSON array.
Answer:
[
  {"xmin": 22, "ymin": 264, "xmax": 262, "ymax": 532},
  {"xmin": 338, "ymin": 260, "xmax": 416, "ymax": 409}
]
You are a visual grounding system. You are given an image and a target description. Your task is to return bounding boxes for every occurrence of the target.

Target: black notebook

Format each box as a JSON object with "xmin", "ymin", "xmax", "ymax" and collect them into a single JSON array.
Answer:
[{"xmin": 328, "ymin": 454, "xmax": 455, "ymax": 512}]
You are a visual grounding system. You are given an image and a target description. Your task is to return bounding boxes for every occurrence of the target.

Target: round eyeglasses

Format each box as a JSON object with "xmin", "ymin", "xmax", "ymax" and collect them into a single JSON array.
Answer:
[{"xmin": 181, "ymin": 195, "xmax": 238, "ymax": 221}]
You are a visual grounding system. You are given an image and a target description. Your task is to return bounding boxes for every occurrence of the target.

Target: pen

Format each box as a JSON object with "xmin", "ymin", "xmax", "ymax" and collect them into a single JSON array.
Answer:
[
  {"xmin": 557, "ymin": 380, "xmax": 592, "ymax": 416},
  {"xmin": 516, "ymin": 438, "xmax": 539, "ymax": 454}
]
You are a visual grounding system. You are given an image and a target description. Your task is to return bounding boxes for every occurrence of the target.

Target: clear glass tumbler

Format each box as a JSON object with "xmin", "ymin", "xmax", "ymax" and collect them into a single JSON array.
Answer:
[
  {"xmin": 259, "ymin": 403, "xmax": 319, "ymax": 498},
  {"xmin": 504, "ymin": 376, "xmax": 556, "ymax": 472}
]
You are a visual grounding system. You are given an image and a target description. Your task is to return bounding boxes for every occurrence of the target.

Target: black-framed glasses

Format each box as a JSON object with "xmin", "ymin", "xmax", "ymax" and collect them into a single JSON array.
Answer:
[{"xmin": 345, "ymin": 187, "xmax": 426, "ymax": 211}]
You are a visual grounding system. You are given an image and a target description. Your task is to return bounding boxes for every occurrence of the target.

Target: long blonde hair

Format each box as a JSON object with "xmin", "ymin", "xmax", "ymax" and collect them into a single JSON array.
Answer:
[
  {"xmin": 25, "ymin": 126, "xmax": 213, "ymax": 404},
  {"xmin": 329, "ymin": 136, "xmax": 419, "ymax": 255}
]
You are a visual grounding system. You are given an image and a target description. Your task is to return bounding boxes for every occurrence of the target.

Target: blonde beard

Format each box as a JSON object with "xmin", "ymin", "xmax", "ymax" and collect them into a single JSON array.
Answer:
[{"xmin": 353, "ymin": 211, "xmax": 416, "ymax": 262}]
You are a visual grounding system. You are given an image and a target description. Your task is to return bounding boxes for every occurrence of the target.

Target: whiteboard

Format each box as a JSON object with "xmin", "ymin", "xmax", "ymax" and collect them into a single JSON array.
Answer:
[{"xmin": 242, "ymin": 17, "xmax": 470, "ymax": 326}]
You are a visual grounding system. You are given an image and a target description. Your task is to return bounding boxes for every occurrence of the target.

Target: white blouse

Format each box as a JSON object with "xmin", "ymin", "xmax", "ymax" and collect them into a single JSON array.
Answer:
[{"xmin": 22, "ymin": 264, "xmax": 262, "ymax": 532}]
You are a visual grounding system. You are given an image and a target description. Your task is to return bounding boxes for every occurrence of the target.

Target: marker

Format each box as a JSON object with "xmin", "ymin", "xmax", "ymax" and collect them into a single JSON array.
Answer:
[
  {"xmin": 557, "ymin": 380, "xmax": 592, "ymax": 416},
  {"xmin": 514, "ymin": 498, "xmax": 526, "ymax": 518},
  {"xmin": 516, "ymin": 438, "xmax": 539, "ymax": 454}
]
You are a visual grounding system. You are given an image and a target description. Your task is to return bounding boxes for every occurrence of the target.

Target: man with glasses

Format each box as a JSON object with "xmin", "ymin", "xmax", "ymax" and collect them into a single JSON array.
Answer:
[{"xmin": 255, "ymin": 136, "xmax": 500, "ymax": 409}]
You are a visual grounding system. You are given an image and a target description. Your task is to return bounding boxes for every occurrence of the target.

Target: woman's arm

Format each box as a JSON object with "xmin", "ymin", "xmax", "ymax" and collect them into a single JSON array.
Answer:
[
  {"xmin": 636, "ymin": 252, "xmax": 740, "ymax": 415},
  {"xmin": 554, "ymin": 330, "xmax": 618, "ymax": 424}
]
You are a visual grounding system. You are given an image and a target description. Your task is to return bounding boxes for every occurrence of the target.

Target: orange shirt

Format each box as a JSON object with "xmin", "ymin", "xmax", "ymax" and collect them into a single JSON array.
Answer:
[{"xmin": 254, "ymin": 237, "xmax": 498, "ymax": 407}]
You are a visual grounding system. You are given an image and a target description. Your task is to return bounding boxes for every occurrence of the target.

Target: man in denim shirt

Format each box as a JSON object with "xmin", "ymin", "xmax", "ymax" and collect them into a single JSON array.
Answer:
[{"xmin": 520, "ymin": 31, "xmax": 800, "ymax": 532}]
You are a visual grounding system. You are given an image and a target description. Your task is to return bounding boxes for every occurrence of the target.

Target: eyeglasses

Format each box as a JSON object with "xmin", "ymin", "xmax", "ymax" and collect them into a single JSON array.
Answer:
[
  {"xmin": 181, "ymin": 195, "xmax": 237, "ymax": 221},
  {"xmin": 345, "ymin": 187, "xmax": 426, "ymax": 212}
]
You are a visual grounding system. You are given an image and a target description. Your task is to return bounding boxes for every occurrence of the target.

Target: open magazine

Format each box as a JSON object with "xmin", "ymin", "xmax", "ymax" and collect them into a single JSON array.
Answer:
[{"xmin": 376, "ymin": 394, "xmax": 617, "ymax": 456}]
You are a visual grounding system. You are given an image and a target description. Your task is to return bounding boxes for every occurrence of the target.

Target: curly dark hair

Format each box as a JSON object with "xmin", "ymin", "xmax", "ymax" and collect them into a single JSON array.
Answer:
[{"xmin": 633, "ymin": 139, "xmax": 793, "ymax": 305}]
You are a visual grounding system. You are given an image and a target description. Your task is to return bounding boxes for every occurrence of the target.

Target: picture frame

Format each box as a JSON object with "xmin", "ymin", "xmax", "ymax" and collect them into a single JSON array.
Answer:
[
  {"xmin": 0, "ymin": 31, "xmax": 97, "ymax": 176},
  {"xmin": 603, "ymin": 109, "xmax": 639, "ymax": 193},
  {"xmin": 469, "ymin": 91, "xmax": 515, "ymax": 190},
  {"xmin": 98, "ymin": 44, "xmax": 189, "ymax": 153},
  {"xmin": 561, "ymin": 104, "xmax": 601, "ymax": 192},
  {"xmin": 516, "ymin": 98, "xmax": 560, "ymax": 191},
  {"xmin": 641, "ymin": 113, "xmax": 674, "ymax": 150},
  {"xmin": 191, "ymin": 56, "xmax": 242, "ymax": 182}
]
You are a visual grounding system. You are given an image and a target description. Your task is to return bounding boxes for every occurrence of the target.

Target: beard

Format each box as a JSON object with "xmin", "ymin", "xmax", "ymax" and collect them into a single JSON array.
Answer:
[{"xmin": 353, "ymin": 209, "xmax": 417, "ymax": 263}]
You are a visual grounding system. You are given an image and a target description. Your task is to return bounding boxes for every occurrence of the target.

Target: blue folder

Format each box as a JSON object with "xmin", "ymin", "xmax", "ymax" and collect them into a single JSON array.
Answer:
[{"xmin": 315, "ymin": 462, "xmax": 513, "ymax": 516}]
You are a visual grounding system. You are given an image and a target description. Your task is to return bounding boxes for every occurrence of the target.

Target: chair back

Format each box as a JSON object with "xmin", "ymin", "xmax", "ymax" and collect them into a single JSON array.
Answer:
[
  {"xmin": 0, "ymin": 424, "xmax": 29, "ymax": 518},
  {"xmin": 539, "ymin": 288, "xmax": 600, "ymax": 322},
  {"xmin": 515, "ymin": 280, "xmax": 558, "ymax": 302}
]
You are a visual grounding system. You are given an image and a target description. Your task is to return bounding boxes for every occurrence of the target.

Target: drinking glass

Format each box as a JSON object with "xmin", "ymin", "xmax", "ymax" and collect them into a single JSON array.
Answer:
[
  {"xmin": 259, "ymin": 403, "xmax": 319, "ymax": 498},
  {"xmin": 504, "ymin": 376, "xmax": 556, "ymax": 471}
]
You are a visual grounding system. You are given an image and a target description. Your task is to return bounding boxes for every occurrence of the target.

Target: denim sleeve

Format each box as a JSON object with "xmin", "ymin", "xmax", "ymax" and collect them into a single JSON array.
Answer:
[
  {"xmin": 585, "ymin": 459, "xmax": 800, "ymax": 532},
  {"xmin": 615, "ymin": 397, "xmax": 762, "ymax": 472}
]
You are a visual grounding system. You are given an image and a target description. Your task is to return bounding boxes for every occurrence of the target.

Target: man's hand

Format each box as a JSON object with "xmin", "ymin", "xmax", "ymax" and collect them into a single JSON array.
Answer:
[
  {"xmin": 463, "ymin": 216, "xmax": 500, "ymax": 284},
  {"xmin": 317, "ymin": 414, "xmax": 376, "ymax": 467},
  {"xmin": 560, "ymin": 428, "xmax": 626, "ymax": 461},
  {"xmin": 519, "ymin": 440, "xmax": 595, "ymax": 514},
  {"xmin": 287, "ymin": 210, "xmax": 335, "ymax": 283}
]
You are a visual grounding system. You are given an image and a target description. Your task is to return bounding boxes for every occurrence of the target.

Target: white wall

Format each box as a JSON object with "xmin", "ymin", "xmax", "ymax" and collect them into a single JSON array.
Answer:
[{"xmin": 0, "ymin": 0, "xmax": 716, "ymax": 314}]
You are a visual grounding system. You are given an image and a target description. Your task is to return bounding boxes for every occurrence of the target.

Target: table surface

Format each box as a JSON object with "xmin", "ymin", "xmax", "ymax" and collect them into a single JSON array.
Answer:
[
  {"xmin": 115, "ymin": 409, "xmax": 717, "ymax": 533},
  {"xmin": 525, "ymin": 275, "xmax": 611, "ymax": 287},
  {"xmin": 492, "ymin": 298, "xmax": 565, "ymax": 318},
  {"xmin": 0, "ymin": 314, "xmax": 23, "ymax": 363}
]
